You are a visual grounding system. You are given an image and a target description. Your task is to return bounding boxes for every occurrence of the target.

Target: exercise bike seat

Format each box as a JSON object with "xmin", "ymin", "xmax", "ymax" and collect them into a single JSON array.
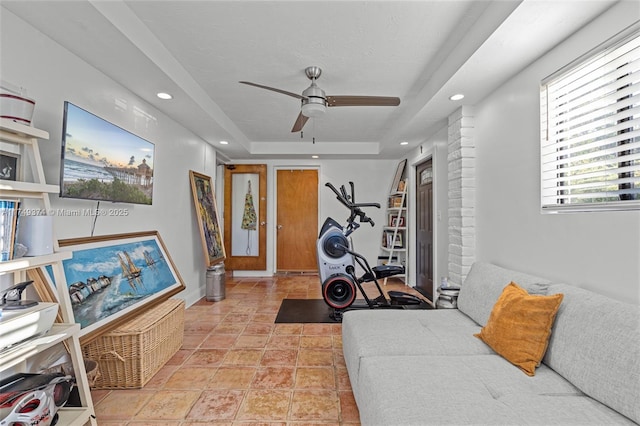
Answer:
[
  {"xmin": 360, "ymin": 265, "xmax": 406, "ymax": 283},
  {"xmin": 388, "ymin": 290, "xmax": 423, "ymax": 305},
  {"xmin": 372, "ymin": 264, "xmax": 405, "ymax": 279}
]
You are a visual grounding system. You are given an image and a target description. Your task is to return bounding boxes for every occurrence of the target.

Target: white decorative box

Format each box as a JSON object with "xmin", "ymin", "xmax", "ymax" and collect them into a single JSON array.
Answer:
[
  {"xmin": 0, "ymin": 302, "xmax": 58, "ymax": 351},
  {"xmin": 0, "ymin": 81, "xmax": 36, "ymax": 125}
]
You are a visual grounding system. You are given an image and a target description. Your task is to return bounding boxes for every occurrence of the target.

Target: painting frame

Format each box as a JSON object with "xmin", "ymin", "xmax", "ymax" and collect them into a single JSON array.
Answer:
[
  {"xmin": 385, "ymin": 231, "xmax": 403, "ymax": 248},
  {"xmin": 391, "ymin": 159, "xmax": 407, "ymax": 192},
  {"xmin": 35, "ymin": 231, "xmax": 185, "ymax": 344},
  {"xmin": 189, "ymin": 170, "xmax": 226, "ymax": 267},
  {"xmin": 0, "ymin": 151, "xmax": 20, "ymax": 181},
  {"xmin": 394, "ymin": 232, "xmax": 403, "ymax": 248},
  {"xmin": 389, "ymin": 215, "xmax": 405, "ymax": 227}
]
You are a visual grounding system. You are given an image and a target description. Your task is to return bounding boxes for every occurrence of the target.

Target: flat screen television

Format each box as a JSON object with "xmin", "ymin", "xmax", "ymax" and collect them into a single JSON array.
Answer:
[{"xmin": 60, "ymin": 102, "xmax": 155, "ymax": 205}]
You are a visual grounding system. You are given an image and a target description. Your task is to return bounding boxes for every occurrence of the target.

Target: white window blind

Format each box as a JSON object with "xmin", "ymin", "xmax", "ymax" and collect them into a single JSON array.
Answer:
[{"xmin": 540, "ymin": 27, "xmax": 640, "ymax": 212}]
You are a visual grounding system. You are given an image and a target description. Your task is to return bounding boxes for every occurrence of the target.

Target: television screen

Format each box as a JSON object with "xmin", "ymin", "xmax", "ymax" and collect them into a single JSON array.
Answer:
[{"xmin": 60, "ymin": 102, "xmax": 154, "ymax": 205}]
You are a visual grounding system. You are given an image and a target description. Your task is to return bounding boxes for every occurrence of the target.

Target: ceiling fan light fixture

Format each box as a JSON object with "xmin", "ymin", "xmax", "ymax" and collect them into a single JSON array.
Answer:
[
  {"xmin": 241, "ymin": 66, "xmax": 399, "ymax": 133},
  {"xmin": 301, "ymin": 101, "xmax": 326, "ymax": 117}
]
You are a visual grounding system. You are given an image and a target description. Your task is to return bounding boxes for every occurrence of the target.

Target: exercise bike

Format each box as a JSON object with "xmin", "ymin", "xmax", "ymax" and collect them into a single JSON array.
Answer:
[{"xmin": 317, "ymin": 181, "xmax": 426, "ymax": 321}]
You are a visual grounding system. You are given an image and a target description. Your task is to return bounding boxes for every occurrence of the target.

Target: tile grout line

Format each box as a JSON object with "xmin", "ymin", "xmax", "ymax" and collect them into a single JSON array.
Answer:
[{"xmin": 93, "ymin": 277, "xmax": 364, "ymax": 424}]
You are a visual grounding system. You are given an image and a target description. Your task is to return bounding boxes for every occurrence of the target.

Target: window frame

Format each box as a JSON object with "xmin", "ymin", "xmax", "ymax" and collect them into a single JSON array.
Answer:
[{"xmin": 540, "ymin": 22, "xmax": 640, "ymax": 213}]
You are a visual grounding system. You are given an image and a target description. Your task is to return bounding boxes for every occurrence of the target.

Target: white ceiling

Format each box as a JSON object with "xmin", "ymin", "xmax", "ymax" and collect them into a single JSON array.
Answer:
[{"xmin": 2, "ymin": 0, "xmax": 619, "ymax": 161}]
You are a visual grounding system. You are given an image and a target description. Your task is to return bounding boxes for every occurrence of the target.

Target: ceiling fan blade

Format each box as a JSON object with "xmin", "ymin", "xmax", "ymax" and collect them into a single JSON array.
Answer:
[
  {"xmin": 291, "ymin": 112, "xmax": 309, "ymax": 133},
  {"xmin": 239, "ymin": 81, "xmax": 305, "ymax": 100},
  {"xmin": 326, "ymin": 95, "xmax": 400, "ymax": 107}
]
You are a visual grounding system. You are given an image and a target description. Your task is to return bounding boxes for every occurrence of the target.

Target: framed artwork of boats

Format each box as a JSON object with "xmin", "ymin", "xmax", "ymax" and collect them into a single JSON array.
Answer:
[
  {"xmin": 189, "ymin": 170, "xmax": 226, "ymax": 267},
  {"xmin": 38, "ymin": 231, "xmax": 185, "ymax": 343}
]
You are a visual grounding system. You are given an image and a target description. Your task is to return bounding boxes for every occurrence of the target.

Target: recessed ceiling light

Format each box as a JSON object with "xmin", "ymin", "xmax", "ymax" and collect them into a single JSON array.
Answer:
[
  {"xmin": 156, "ymin": 92, "xmax": 173, "ymax": 100},
  {"xmin": 312, "ymin": 155, "xmax": 319, "ymax": 159},
  {"xmin": 220, "ymin": 140, "xmax": 229, "ymax": 145},
  {"xmin": 400, "ymin": 141, "xmax": 409, "ymax": 146},
  {"xmin": 449, "ymin": 93, "xmax": 464, "ymax": 101}
]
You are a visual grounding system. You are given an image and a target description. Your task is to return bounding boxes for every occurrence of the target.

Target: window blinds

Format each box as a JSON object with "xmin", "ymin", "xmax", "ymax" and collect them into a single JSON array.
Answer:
[{"xmin": 540, "ymin": 29, "xmax": 640, "ymax": 211}]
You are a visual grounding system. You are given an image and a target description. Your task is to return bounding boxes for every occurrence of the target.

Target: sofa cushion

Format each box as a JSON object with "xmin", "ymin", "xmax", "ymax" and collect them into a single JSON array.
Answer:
[
  {"xmin": 341, "ymin": 309, "xmax": 492, "ymax": 386},
  {"xmin": 355, "ymin": 354, "xmax": 635, "ymax": 425},
  {"xmin": 475, "ymin": 282, "xmax": 563, "ymax": 376},
  {"xmin": 457, "ymin": 262, "xmax": 551, "ymax": 326},
  {"xmin": 543, "ymin": 283, "xmax": 640, "ymax": 424}
]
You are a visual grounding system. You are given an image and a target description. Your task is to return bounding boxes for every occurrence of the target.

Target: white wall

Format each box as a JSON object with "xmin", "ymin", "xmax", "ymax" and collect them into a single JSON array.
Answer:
[
  {"xmin": 1, "ymin": 10, "xmax": 217, "ymax": 306},
  {"xmin": 7, "ymin": 3, "xmax": 636, "ymax": 309},
  {"xmin": 319, "ymin": 159, "xmax": 398, "ymax": 265},
  {"xmin": 230, "ymin": 158, "xmax": 398, "ymax": 277},
  {"xmin": 2, "ymin": 10, "xmax": 400, "ymax": 303},
  {"xmin": 404, "ymin": 1, "xmax": 639, "ymax": 305},
  {"xmin": 472, "ymin": 2, "xmax": 640, "ymax": 304}
]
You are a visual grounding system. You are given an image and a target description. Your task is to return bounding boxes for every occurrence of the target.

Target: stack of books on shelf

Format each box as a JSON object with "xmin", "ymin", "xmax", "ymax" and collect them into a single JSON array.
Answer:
[{"xmin": 0, "ymin": 199, "xmax": 20, "ymax": 261}]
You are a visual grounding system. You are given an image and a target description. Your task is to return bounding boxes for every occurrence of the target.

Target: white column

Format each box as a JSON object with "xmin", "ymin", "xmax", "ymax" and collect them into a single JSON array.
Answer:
[{"xmin": 447, "ymin": 106, "xmax": 475, "ymax": 287}]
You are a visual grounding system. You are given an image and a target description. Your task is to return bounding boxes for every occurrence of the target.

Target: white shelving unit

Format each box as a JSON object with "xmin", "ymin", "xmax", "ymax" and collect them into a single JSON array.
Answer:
[
  {"xmin": 380, "ymin": 180, "xmax": 407, "ymax": 283},
  {"xmin": 1, "ymin": 323, "xmax": 79, "ymax": 372},
  {"xmin": 0, "ymin": 251, "xmax": 71, "ymax": 274},
  {"xmin": 0, "ymin": 119, "xmax": 96, "ymax": 425}
]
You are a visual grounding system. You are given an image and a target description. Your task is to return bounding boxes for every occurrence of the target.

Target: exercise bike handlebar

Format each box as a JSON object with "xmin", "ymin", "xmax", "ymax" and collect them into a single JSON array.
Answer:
[{"xmin": 325, "ymin": 182, "xmax": 380, "ymax": 228}]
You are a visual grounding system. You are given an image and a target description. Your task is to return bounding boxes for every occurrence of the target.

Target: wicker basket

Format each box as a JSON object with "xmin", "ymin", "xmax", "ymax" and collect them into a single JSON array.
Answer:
[{"xmin": 82, "ymin": 298, "xmax": 184, "ymax": 389}]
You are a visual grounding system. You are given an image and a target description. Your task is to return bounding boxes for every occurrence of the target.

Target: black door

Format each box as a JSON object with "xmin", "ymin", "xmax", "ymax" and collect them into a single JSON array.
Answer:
[{"xmin": 415, "ymin": 159, "xmax": 433, "ymax": 301}]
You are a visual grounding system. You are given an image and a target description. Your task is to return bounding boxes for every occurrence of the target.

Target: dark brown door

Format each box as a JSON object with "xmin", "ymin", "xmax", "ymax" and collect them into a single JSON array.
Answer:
[
  {"xmin": 223, "ymin": 164, "xmax": 267, "ymax": 271},
  {"xmin": 415, "ymin": 159, "xmax": 433, "ymax": 301},
  {"xmin": 276, "ymin": 169, "xmax": 318, "ymax": 272}
]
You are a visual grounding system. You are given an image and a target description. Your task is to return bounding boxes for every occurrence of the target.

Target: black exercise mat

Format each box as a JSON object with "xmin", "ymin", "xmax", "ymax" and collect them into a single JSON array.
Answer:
[{"xmin": 275, "ymin": 299, "xmax": 336, "ymax": 323}]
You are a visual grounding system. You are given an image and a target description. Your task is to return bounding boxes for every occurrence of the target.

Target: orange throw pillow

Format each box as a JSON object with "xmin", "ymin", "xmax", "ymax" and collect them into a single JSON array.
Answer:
[{"xmin": 475, "ymin": 282, "xmax": 563, "ymax": 376}]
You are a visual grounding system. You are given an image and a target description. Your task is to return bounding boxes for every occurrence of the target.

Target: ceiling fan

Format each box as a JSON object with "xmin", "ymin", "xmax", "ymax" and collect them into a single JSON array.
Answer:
[{"xmin": 239, "ymin": 66, "xmax": 401, "ymax": 132}]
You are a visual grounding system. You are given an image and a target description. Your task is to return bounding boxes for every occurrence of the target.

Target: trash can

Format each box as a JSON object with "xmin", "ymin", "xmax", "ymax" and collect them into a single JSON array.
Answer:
[
  {"xmin": 206, "ymin": 263, "xmax": 226, "ymax": 302},
  {"xmin": 436, "ymin": 288, "xmax": 460, "ymax": 309}
]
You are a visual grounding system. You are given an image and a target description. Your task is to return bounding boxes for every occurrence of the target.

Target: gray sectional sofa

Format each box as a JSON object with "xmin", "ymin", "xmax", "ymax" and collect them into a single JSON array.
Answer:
[{"xmin": 341, "ymin": 262, "xmax": 640, "ymax": 425}]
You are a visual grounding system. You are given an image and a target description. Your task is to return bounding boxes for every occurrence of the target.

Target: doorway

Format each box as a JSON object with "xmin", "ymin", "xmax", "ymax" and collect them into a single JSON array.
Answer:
[
  {"xmin": 223, "ymin": 164, "xmax": 267, "ymax": 271},
  {"xmin": 415, "ymin": 159, "xmax": 433, "ymax": 301},
  {"xmin": 276, "ymin": 168, "xmax": 319, "ymax": 273}
]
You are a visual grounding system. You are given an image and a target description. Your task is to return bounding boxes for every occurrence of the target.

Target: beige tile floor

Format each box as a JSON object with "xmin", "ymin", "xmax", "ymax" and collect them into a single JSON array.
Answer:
[{"xmin": 91, "ymin": 274, "xmax": 430, "ymax": 425}]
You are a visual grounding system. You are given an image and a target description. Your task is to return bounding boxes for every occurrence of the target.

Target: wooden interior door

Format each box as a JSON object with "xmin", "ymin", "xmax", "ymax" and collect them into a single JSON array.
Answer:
[
  {"xmin": 415, "ymin": 159, "xmax": 434, "ymax": 301},
  {"xmin": 276, "ymin": 169, "xmax": 318, "ymax": 272},
  {"xmin": 223, "ymin": 164, "xmax": 267, "ymax": 271}
]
